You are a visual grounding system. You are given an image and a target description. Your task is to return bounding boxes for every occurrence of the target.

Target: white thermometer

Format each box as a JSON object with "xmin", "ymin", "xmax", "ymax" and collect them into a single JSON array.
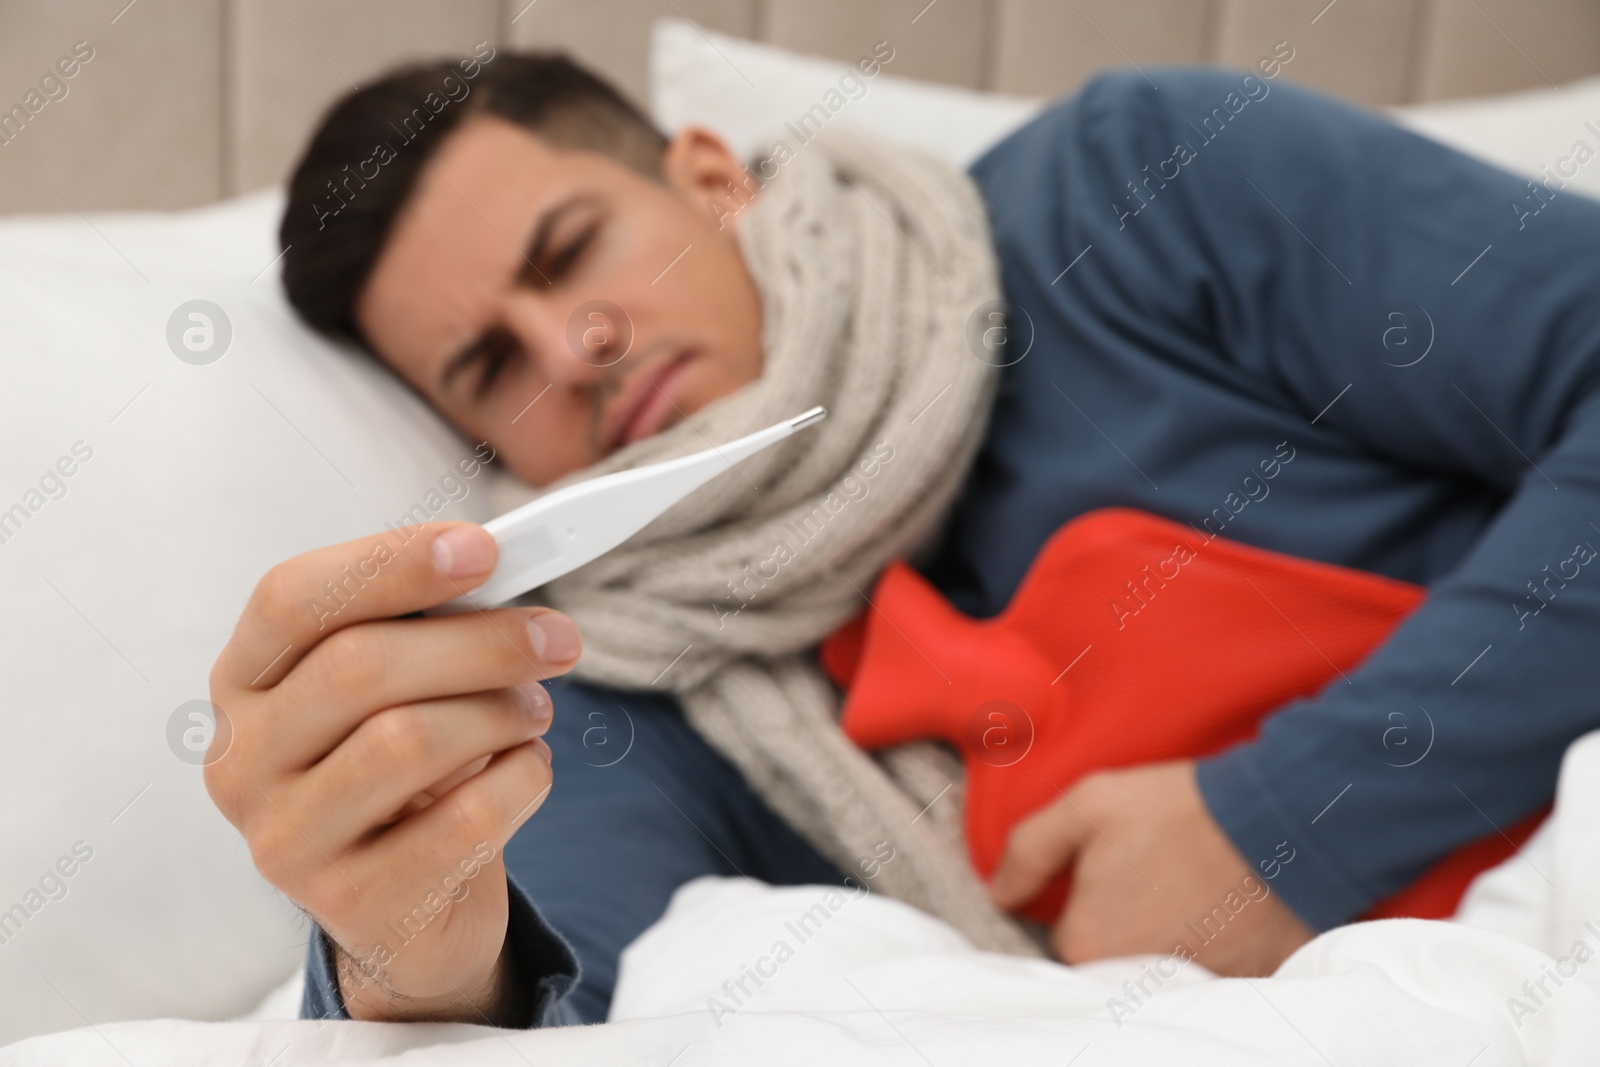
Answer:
[{"xmin": 430, "ymin": 406, "xmax": 828, "ymax": 614}]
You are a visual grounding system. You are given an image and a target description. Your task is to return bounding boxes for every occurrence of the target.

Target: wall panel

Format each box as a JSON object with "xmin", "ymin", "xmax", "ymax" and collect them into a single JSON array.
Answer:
[
  {"xmin": 505, "ymin": 0, "xmax": 758, "ymax": 107},
  {"xmin": 1415, "ymin": 0, "xmax": 1600, "ymax": 102},
  {"xmin": 764, "ymin": 0, "xmax": 987, "ymax": 89},
  {"xmin": 6, "ymin": 0, "xmax": 1600, "ymax": 215},
  {"xmin": 1213, "ymin": 0, "xmax": 1426, "ymax": 106},
  {"xmin": 991, "ymin": 0, "xmax": 1212, "ymax": 100},
  {"xmin": 0, "ymin": 0, "xmax": 222, "ymax": 214},
  {"xmin": 230, "ymin": 0, "xmax": 500, "ymax": 193}
]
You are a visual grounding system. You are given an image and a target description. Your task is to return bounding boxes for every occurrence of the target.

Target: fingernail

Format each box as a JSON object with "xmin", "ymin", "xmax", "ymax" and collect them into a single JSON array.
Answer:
[
  {"xmin": 532, "ymin": 737, "xmax": 553, "ymax": 764},
  {"xmin": 513, "ymin": 682, "xmax": 551, "ymax": 722},
  {"xmin": 432, "ymin": 526, "xmax": 494, "ymax": 578},
  {"xmin": 527, "ymin": 612, "xmax": 581, "ymax": 662}
]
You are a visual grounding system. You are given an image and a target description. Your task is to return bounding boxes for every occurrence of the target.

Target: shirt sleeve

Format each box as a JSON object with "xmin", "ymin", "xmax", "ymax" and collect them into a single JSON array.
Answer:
[
  {"xmin": 300, "ymin": 868, "xmax": 582, "ymax": 1028},
  {"xmin": 1197, "ymin": 388, "xmax": 1600, "ymax": 929},
  {"xmin": 1161, "ymin": 76, "xmax": 1600, "ymax": 927},
  {"xmin": 967, "ymin": 67, "xmax": 1600, "ymax": 931}
]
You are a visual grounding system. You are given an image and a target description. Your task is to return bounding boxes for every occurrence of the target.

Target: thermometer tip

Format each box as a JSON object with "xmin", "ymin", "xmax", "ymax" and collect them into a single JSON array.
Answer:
[{"xmin": 789, "ymin": 405, "xmax": 828, "ymax": 431}]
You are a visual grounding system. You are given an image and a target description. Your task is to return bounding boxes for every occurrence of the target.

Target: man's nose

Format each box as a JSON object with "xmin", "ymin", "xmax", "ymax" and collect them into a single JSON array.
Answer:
[{"xmin": 502, "ymin": 289, "xmax": 623, "ymax": 388}]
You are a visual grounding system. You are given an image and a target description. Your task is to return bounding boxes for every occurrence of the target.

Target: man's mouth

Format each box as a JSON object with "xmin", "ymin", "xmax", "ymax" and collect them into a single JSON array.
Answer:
[{"xmin": 607, "ymin": 349, "xmax": 697, "ymax": 451}]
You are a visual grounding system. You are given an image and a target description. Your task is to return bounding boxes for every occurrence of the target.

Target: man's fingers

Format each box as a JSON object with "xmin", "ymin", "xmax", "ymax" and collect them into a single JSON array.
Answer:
[
  {"xmin": 383, "ymin": 739, "xmax": 554, "ymax": 866},
  {"xmin": 990, "ymin": 790, "xmax": 1095, "ymax": 909},
  {"xmin": 265, "ymin": 608, "xmax": 578, "ymax": 768},
  {"xmin": 292, "ymin": 686, "xmax": 552, "ymax": 850},
  {"xmin": 215, "ymin": 523, "xmax": 496, "ymax": 693}
]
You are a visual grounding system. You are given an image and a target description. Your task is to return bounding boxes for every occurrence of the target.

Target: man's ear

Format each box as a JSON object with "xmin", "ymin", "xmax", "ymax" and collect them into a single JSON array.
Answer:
[{"xmin": 661, "ymin": 125, "xmax": 757, "ymax": 230}]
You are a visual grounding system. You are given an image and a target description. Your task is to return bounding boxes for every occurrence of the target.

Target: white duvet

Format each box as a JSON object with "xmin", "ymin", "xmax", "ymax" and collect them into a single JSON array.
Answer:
[{"xmin": 6, "ymin": 732, "xmax": 1599, "ymax": 1066}]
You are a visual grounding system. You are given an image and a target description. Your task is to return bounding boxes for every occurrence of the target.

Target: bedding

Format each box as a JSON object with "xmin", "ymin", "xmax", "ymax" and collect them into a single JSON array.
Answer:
[
  {"xmin": 6, "ymin": 15, "xmax": 1600, "ymax": 1060},
  {"xmin": 4, "ymin": 728, "xmax": 1599, "ymax": 1065}
]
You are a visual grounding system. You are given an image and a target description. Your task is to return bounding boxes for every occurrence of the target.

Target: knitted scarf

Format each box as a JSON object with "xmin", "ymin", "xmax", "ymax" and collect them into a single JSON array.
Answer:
[{"xmin": 491, "ymin": 129, "xmax": 1038, "ymax": 955}]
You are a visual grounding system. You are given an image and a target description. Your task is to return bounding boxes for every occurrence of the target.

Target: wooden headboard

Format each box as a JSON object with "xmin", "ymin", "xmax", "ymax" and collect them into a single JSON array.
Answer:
[{"xmin": 1, "ymin": 0, "xmax": 1596, "ymax": 215}]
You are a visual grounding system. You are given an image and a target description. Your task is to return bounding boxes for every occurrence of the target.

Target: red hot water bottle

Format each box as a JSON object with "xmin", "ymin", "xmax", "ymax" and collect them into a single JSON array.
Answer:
[{"xmin": 820, "ymin": 507, "xmax": 1540, "ymax": 926}]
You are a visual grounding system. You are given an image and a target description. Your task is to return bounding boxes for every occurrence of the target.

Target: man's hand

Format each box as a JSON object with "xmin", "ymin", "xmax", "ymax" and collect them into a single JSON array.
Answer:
[
  {"xmin": 204, "ymin": 523, "xmax": 582, "ymax": 1023},
  {"xmin": 989, "ymin": 761, "xmax": 1313, "ymax": 976}
]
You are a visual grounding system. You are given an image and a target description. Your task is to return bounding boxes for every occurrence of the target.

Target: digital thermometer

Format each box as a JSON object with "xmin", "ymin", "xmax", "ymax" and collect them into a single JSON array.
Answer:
[{"xmin": 430, "ymin": 406, "xmax": 827, "ymax": 614}]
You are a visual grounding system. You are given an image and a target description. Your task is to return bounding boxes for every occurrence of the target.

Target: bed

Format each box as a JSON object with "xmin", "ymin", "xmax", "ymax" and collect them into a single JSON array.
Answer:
[{"xmin": 4, "ymin": 11, "xmax": 1600, "ymax": 1065}]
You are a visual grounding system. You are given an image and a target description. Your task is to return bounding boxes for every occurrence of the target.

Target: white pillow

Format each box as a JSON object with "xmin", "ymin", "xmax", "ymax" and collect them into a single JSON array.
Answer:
[
  {"xmin": 648, "ymin": 19, "xmax": 1042, "ymax": 169},
  {"xmin": 650, "ymin": 15, "xmax": 1600, "ymax": 202},
  {"xmin": 1392, "ymin": 77, "xmax": 1600, "ymax": 201},
  {"xmin": 0, "ymin": 191, "xmax": 494, "ymax": 1045}
]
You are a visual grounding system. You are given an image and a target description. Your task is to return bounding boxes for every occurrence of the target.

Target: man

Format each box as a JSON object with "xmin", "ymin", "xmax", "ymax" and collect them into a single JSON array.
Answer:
[{"xmin": 204, "ymin": 49, "xmax": 1600, "ymax": 1028}]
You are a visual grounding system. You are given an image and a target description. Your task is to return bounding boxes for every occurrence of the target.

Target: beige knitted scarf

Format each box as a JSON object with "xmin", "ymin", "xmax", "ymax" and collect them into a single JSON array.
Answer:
[{"xmin": 493, "ymin": 129, "xmax": 1038, "ymax": 955}]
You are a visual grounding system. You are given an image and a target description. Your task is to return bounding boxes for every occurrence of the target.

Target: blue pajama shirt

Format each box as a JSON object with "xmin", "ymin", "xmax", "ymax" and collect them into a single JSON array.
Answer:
[{"xmin": 305, "ymin": 67, "xmax": 1600, "ymax": 1024}]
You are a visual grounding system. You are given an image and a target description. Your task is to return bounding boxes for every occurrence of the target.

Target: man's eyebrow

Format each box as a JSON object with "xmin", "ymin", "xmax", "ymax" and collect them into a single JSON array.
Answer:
[
  {"xmin": 517, "ymin": 194, "xmax": 595, "ymax": 286},
  {"xmin": 437, "ymin": 195, "xmax": 592, "ymax": 392}
]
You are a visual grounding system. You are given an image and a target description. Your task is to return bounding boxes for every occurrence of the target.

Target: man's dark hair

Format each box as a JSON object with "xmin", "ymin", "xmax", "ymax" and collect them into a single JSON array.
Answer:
[{"xmin": 279, "ymin": 51, "xmax": 667, "ymax": 348}]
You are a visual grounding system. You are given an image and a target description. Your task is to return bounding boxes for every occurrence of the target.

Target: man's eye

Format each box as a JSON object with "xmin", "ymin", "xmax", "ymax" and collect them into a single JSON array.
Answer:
[
  {"xmin": 542, "ymin": 225, "xmax": 596, "ymax": 279},
  {"xmin": 476, "ymin": 344, "xmax": 513, "ymax": 398}
]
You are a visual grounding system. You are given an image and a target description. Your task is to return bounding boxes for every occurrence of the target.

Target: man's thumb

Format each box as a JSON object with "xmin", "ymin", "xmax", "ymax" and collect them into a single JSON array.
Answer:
[{"xmin": 989, "ymin": 792, "xmax": 1093, "ymax": 910}]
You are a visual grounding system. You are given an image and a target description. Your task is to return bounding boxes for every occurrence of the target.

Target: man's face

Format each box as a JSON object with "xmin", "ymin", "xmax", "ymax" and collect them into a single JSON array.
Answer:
[{"xmin": 357, "ymin": 116, "xmax": 764, "ymax": 486}]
